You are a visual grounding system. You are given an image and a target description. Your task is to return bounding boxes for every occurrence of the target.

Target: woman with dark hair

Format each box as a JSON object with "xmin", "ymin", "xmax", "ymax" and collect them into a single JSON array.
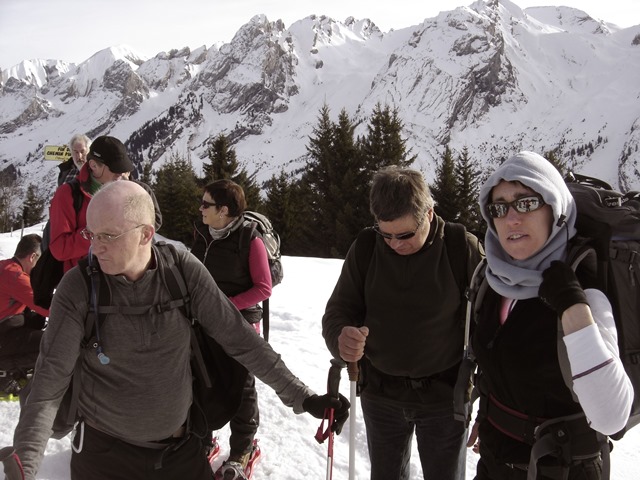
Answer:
[
  {"xmin": 469, "ymin": 151, "xmax": 633, "ymax": 479},
  {"xmin": 191, "ymin": 179, "xmax": 271, "ymax": 479}
]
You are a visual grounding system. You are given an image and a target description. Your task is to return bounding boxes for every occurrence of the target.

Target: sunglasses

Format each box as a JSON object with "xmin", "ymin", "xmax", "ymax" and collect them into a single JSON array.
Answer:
[
  {"xmin": 200, "ymin": 199, "xmax": 217, "ymax": 209},
  {"xmin": 373, "ymin": 214, "xmax": 427, "ymax": 241},
  {"xmin": 486, "ymin": 196, "xmax": 545, "ymax": 218}
]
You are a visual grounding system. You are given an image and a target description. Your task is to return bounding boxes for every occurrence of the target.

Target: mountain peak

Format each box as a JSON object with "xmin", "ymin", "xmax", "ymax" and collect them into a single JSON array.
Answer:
[{"xmin": 0, "ymin": 1, "xmax": 638, "ymax": 204}]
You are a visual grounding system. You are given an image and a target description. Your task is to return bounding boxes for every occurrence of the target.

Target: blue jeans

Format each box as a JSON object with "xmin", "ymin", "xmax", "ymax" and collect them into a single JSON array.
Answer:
[{"xmin": 361, "ymin": 394, "xmax": 467, "ymax": 480}]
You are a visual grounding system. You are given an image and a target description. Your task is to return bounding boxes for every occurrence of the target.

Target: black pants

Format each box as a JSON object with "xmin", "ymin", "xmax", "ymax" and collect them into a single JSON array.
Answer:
[
  {"xmin": 0, "ymin": 315, "xmax": 44, "ymax": 372},
  {"xmin": 228, "ymin": 372, "xmax": 259, "ymax": 457},
  {"xmin": 71, "ymin": 424, "xmax": 213, "ymax": 480}
]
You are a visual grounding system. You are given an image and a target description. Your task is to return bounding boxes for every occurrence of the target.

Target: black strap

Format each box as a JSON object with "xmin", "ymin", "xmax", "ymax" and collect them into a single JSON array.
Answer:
[
  {"xmin": 64, "ymin": 253, "xmax": 103, "ymax": 428},
  {"xmin": 263, "ymin": 298, "xmax": 270, "ymax": 342},
  {"xmin": 158, "ymin": 244, "xmax": 211, "ymax": 390},
  {"xmin": 354, "ymin": 227, "xmax": 376, "ymax": 280},
  {"xmin": 443, "ymin": 222, "xmax": 468, "ymax": 297},
  {"xmin": 69, "ymin": 178, "xmax": 83, "ymax": 214},
  {"xmin": 238, "ymin": 222, "xmax": 272, "ymax": 341}
]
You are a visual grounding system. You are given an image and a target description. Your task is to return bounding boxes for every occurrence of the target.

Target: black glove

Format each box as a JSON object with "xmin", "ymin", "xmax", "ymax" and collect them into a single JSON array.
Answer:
[
  {"xmin": 303, "ymin": 393, "xmax": 350, "ymax": 434},
  {"xmin": 0, "ymin": 447, "xmax": 25, "ymax": 480},
  {"xmin": 539, "ymin": 260, "xmax": 588, "ymax": 315}
]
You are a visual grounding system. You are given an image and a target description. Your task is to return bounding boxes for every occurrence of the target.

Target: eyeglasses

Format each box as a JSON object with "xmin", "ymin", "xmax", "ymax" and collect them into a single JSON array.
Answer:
[
  {"xmin": 374, "ymin": 214, "xmax": 427, "ymax": 241},
  {"xmin": 200, "ymin": 199, "xmax": 217, "ymax": 209},
  {"xmin": 81, "ymin": 225, "xmax": 145, "ymax": 244},
  {"xmin": 486, "ymin": 196, "xmax": 545, "ymax": 218}
]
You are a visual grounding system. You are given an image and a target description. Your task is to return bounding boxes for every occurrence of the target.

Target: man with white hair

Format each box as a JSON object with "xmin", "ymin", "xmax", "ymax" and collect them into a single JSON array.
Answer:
[{"xmin": 57, "ymin": 133, "xmax": 91, "ymax": 186}]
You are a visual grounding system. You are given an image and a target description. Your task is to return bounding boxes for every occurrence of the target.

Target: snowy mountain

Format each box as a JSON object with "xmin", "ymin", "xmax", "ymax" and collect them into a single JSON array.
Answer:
[{"xmin": 1, "ymin": 0, "xmax": 640, "ymax": 209}]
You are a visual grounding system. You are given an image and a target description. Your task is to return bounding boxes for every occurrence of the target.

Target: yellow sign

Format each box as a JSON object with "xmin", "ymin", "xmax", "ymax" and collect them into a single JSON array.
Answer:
[{"xmin": 44, "ymin": 145, "xmax": 71, "ymax": 161}]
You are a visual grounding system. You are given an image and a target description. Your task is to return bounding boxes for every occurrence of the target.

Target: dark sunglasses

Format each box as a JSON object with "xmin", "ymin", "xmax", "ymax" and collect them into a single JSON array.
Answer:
[
  {"xmin": 486, "ymin": 196, "xmax": 545, "ymax": 218},
  {"xmin": 200, "ymin": 199, "xmax": 217, "ymax": 209},
  {"xmin": 373, "ymin": 214, "xmax": 426, "ymax": 241}
]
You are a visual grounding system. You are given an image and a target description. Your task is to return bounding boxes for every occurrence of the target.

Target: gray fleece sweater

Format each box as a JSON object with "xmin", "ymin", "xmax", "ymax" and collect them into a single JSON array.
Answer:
[{"xmin": 13, "ymin": 246, "xmax": 312, "ymax": 479}]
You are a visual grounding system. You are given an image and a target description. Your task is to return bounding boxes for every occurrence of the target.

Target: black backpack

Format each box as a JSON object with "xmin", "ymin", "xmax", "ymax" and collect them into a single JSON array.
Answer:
[
  {"xmin": 563, "ymin": 173, "xmax": 640, "ymax": 438},
  {"xmin": 240, "ymin": 211, "xmax": 284, "ymax": 341},
  {"xmin": 454, "ymin": 173, "xmax": 640, "ymax": 479},
  {"xmin": 49, "ymin": 242, "xmax": 247, "ymax": 441},
  {"xmin": 31, "ymin": 179, "xmax": 83, "ymax": 309}
]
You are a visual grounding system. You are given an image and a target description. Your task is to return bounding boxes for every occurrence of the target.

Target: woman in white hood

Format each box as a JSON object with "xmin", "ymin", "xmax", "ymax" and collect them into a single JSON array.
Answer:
[{"xmin": 468, "ymin": 151, "xmax": 632, "ymax": 480}]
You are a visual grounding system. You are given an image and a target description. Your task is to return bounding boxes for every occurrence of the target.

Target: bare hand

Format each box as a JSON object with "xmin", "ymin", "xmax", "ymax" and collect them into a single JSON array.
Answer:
[{"xmin": 338, "ymin": 326, "xmax": 369, "ymax": 362}]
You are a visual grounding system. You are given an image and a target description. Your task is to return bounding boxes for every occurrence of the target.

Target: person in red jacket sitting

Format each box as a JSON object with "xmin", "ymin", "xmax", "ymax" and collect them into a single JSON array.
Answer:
[{"xmin": 0, "ymin": 234, "xmax": 49, "ymax": 395}]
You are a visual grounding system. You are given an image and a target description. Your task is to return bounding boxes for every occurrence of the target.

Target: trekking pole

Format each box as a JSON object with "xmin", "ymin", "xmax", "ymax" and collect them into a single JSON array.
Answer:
[
  {"xmin": 315, "ymin": 358, "xmax": 344, "ymax": 480},
  {"xmin": 347, "ymin": 362, "xmax": 359, "ymax": 480}
]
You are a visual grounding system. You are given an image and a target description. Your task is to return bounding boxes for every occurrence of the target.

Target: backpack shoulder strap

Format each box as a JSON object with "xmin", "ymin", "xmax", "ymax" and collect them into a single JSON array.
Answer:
[
  {"xmin": 156, "ymin": 242, "xmax": 213, "ymax": 390},
  {"xmin": 238, "ymin": 220, "xmax": 259, "ymax": 251},
  {"xmin": 454, "ymin": 257, "xmax": 488, "ymax": 424},
  {"xmin": 69, "ymin": 178, "xmax": 83, "ymax": 214},
  {"xmin": 63, "ymin": 253, "xmax": 109, "ymax": 428},
  {"xmin": 443, "ymin": 222, "xmax": 468, "ymax": 294},
  {"xmin": 354, "ymin": 227, "xmax": 376, "ymax": 279}
]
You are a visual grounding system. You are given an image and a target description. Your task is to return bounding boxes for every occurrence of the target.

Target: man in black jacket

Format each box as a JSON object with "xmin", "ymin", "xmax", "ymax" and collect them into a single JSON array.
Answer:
[{"xmin": 323, "ymin": 166, "xmax": 484, "ymax": 480}]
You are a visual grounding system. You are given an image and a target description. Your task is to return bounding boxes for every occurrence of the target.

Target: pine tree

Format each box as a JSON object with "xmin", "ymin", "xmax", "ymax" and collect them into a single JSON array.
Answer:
[
  {"xmin": 263, "ymin": 169, "xmax": 300, "ymax": 255},
  {"xmin": 455, "ymin": 147, "xmax": 484, "ymax": 235},
  {"xmin": 139, "ymin": 160, "xmax": 154, "ymax": 187},
  {"xmin": 431, "ymin": 146, "xmax": 459, "ymax": 222},
  {"xmin": 359, "ymin": 103, "xmax": 415, "ymax": 172},
  {"xmin": 153, "ymin": 153, "xmax": 201, "ymax": 247},
  {"xmin": 0, "ymin": 171, "xmax": 19, "ymax": 233},
  {"xmin": 284, "ymin": 176, "xmax": 317, "ymax": 257},
  {"xmin": 331, "ymin": 109, "xmax": 363, "ymax": 257},
  {"xmin": 302, "ymin": 106, "xmax": 363, "ymax": 257},
  {"xmin": 545, "ymin": 150, "xmax": 568, "ymax": 177},
  {"xmin": 203, "ymin": 134, "xmax": 239, "ymax": 182},
  {"xmin": 303, "ymin": 104, "xmax": 339, "ymax": 257},
  {"xmin": 203, "ymin": 134, "xmax": 262, "ymax": 211},
  {"xmin": 22, "ymin": 184, "xmax": 46, "ymax": 227},
  {"xmin": 355, "ymin": 102, "xmax": 416, "ymax": 229}
]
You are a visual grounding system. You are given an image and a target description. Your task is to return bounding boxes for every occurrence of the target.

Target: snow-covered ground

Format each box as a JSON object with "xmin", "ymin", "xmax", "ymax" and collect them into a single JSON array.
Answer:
[{"xmin": 1, "ymin": 224, "xmax": 639, "ymax": 479}]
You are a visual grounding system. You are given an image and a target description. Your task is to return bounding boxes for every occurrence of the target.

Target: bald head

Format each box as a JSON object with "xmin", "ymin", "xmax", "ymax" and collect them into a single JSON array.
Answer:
[
  {"xmin": 86, "ymin": 181, "xmax": 157, "ymax": 281},
  {"xmin": 89, "ymin": 180, "xmax": 155, "ymax": 227}
]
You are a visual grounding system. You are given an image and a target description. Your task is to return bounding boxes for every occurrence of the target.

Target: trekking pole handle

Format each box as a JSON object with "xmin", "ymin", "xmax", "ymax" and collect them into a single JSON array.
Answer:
[
  {"xmin": 347, "ymin": 361, "xmax": 359, "ymax": 383},
  {"xmin": 328, "ymin": 358, "xmax": 345, "ymax": 398}
]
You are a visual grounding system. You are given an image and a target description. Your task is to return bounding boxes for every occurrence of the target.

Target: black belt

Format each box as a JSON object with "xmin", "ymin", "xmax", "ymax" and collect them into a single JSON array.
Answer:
[
  {"xmin": 370, "ymin": 362, "xmax": 459, "ymax": 390},
  {"xmin": 486, "ymin": 394, "xmax": 602, "ymax": 459}
]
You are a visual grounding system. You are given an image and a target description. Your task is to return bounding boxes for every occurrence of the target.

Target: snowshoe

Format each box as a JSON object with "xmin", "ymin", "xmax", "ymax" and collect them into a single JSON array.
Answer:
[
  {"xmin": 207, "ymin": 436, "xmax": 221, "ymax": 465},
  {"xmin": 244, "ymin": 439, "xmax": 261, "ymax": 479},
  {"xmin": 0, "ymin": 370, "xmax": 29, "ymax": 401},
  {"xmin": 216, "ymin": 461, "xmax": 248, "ymax": 480},
  {"xmin": 214, "ymin": 439, "xmax": 262, "ymax": 480}
]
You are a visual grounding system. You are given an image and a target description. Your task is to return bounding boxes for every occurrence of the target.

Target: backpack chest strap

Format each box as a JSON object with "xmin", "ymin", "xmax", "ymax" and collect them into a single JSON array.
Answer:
[{"xmin": 95, "ymin": 298, "xmax": 188, "ymax": 316}]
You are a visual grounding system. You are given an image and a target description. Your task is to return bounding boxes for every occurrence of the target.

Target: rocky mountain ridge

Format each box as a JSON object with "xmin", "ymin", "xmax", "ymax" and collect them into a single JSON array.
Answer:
[{"xmin": 1, "ymin": 0, "xmax": 639, "ymax": 203}]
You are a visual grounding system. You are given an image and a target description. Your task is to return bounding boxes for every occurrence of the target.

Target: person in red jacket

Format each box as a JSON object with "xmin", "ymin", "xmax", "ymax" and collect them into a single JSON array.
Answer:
[
  {"xmin": 48, "ymin": 135, "xmax": 136, "ymax": 273},
  {"xmin": 0, "ymin": 234, "xmax": 49, "ymax": 395}
]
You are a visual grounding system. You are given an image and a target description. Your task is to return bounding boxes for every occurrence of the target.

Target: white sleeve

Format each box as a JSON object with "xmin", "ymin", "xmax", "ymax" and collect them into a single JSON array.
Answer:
[{"xmin": 562, "ymin": 288, "xmax": 633, "ymax": 435}]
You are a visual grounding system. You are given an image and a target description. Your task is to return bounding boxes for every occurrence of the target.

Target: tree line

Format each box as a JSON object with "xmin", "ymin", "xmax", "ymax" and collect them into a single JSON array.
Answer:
[{"xmin": 1, "ymin": 103, "xmax": 572, "ymax": 257}]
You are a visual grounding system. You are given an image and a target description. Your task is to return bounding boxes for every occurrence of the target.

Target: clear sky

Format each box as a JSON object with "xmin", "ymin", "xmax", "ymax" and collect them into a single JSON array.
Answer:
[{"xmin": 1, "ymin": 0, "xmax": 638, "ymax": 69}]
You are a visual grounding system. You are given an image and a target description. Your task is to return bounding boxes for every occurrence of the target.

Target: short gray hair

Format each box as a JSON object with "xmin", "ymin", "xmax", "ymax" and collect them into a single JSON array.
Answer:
[{"xmin": 369, "ymin": 166, "xmax": 434, "ymax": 222}]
